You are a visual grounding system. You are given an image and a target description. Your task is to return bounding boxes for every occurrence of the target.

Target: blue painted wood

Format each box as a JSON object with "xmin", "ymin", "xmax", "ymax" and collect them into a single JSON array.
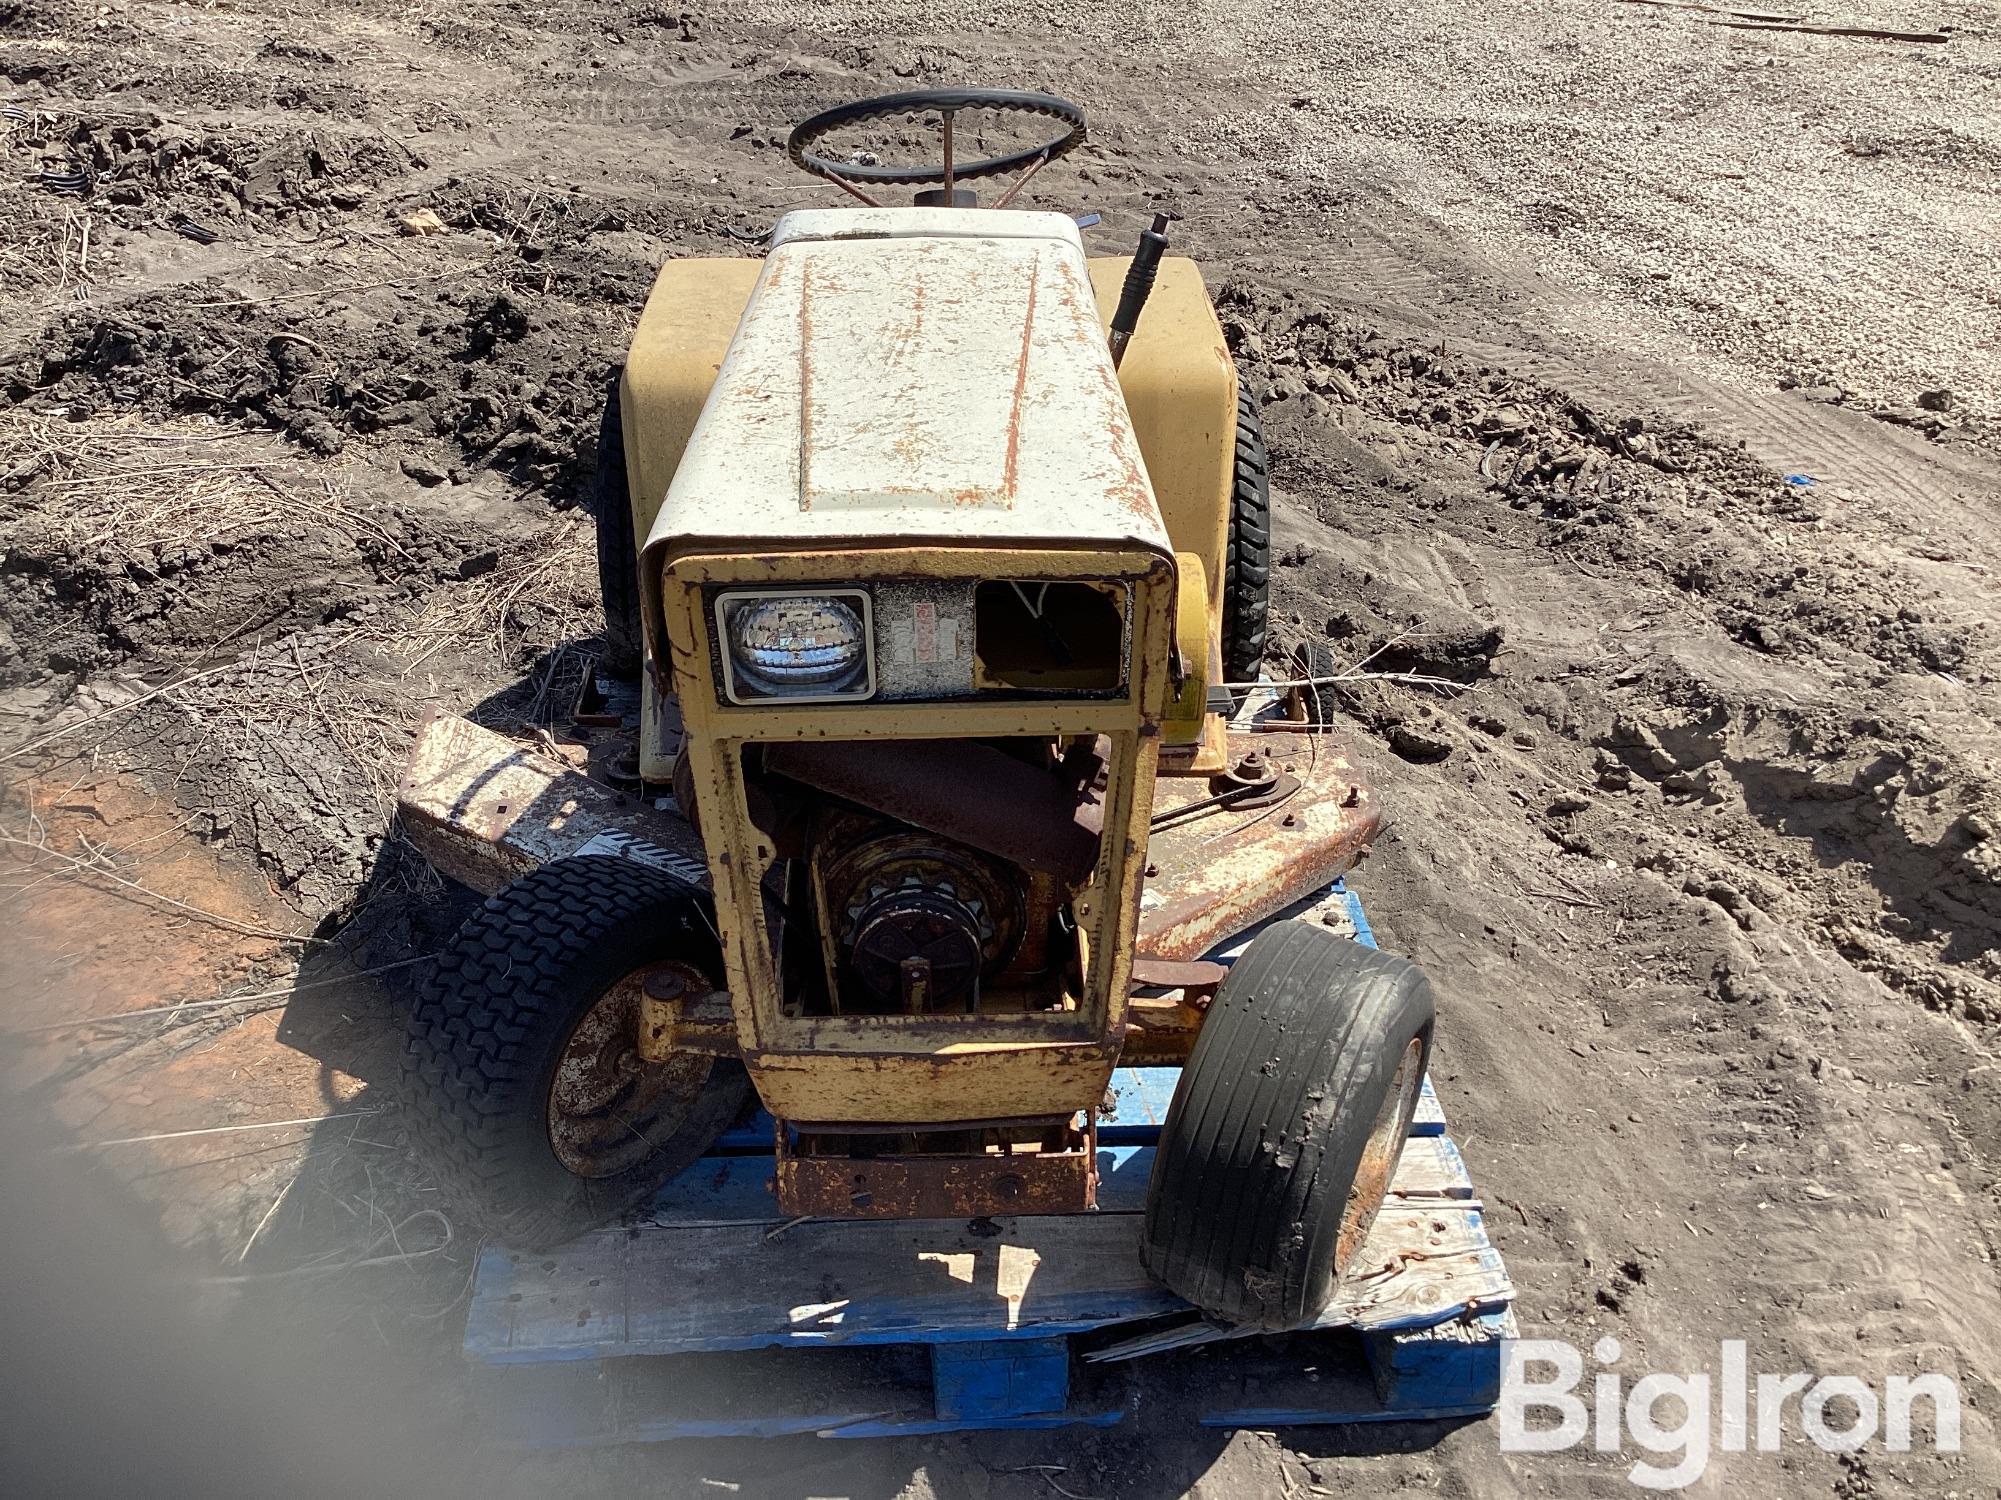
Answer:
[
  {"xmin": 636, "ymin": 1128, "xmax": 1466, "ymax": 1228},
  {"xmin": 488, "ymin": 1406, "xmax": 1129, "ymax": 1442},
  {"xmin": 1196, "ymin": 1310, "xmax": 1517, "ymax": 1428},
  {"xmin": 1364, "ymin": 1307, "xmax": 1518, "ymax": 1411},
  {"xmin": 1341, "ymin": 882, "xmax": 1380, "ymax": 949},
  {"xmin": 824, "ymin": 1408, "xmax": 1125, "ymax": 1438},
  {"xmin": 932, "ymin": 1335, "xmax": 1070, "ymax": 1421},
  {"xmin": 468, "ymin": 1346, "xmax": 1125, "ymax": 1444},
  {"xmin": 715, "ymin": 1113, "xmax": 778, "ymax": 1153}
]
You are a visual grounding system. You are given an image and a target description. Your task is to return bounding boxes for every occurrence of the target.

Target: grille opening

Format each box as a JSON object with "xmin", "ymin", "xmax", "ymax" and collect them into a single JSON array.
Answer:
[
  {"xmin": 973, "ymin": 580, "xmax": 1124, "ymax": 693},
  {"xmin": 742, "ymin": 737, "xmax": 1105, "ymax": 1017}
]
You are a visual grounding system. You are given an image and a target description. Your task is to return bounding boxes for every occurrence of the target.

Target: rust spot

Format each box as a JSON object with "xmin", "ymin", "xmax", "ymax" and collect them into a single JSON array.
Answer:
[
  {"xmin": 796, "ymin": 258, "xmax": 816, "ymax": 510},
  {"xmin": 775, "ymin": 1129, "xmax": 1096, "ymax": 1219},
  {"xmin": 1000, "ymin": 264, "xmax": 1039, "ymax": 504},
  {"xmin": 1137, "ymin": 725, "xmax": 1382, "ymax": 963}
]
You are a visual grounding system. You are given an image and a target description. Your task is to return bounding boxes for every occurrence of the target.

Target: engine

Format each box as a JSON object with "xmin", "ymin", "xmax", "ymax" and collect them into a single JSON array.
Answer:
[{"xmin": 749, "ymin": 737, "xmax": 1105, "ymax": 1016}]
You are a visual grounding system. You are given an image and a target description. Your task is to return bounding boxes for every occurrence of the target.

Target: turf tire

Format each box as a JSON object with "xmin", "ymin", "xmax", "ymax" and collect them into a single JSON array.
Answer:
[
  {"xmin": 590, "ymin": 376, "xmax": 644, "ymax": 679},
  {"xmin": 400, "ymin": 855, "xmax": 748, "ymax": 1248},
  {"xmin": 1296, "ymin": 640, "xmax": 1339, "ymax": 726},
  {"xmin": 1221, "ymin": 387, "xmax": 1272, "ymax": 692},
  {"xmin": 1141, "ymin": 919, "xmax": 1435, "ymax": 1328}
]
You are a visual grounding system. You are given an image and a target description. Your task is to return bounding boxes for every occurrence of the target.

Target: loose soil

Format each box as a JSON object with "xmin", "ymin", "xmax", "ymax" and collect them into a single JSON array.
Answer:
[{"xmin": 1, "ymin": 0, "xmax": 1997, "ymax": 1495}]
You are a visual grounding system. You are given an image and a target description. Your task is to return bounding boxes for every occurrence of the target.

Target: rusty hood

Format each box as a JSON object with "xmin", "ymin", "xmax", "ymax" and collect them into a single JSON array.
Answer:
[{"xmin": 638, "ymin": 208, "xmax": 1173, "ymax": 656}]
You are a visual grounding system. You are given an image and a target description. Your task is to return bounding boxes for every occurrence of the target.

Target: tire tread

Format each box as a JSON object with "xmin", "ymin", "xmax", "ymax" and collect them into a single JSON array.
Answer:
[
  {"xmin": 1141, "ymin": 920, "xmax": 1435, "ymax": 1326},
  {"xmin": 400, "ymin": 856, "xmax": 743, "ymax": 1248}
]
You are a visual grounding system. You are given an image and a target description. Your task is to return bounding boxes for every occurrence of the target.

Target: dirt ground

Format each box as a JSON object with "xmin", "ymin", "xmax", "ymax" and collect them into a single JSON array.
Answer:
[{"xmin": 2, "ymin": 0, "xmax": 1998, "ymax": 1492}]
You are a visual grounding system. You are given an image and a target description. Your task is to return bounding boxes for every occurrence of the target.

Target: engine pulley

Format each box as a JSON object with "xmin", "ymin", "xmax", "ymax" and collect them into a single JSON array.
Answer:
[
  {"xmin": 849, "ymin": 887, "xmax": 986, "ymax": 1011},
  {"xmin": 815, "ymin": 824, "xmax": 1026, "ymax": 1013}
]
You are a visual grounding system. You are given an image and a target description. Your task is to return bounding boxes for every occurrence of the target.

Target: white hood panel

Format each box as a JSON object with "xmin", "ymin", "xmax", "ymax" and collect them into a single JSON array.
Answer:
[{"xmin": 648, "ymin": 208, "xmax": 1172, "ymax": 559}]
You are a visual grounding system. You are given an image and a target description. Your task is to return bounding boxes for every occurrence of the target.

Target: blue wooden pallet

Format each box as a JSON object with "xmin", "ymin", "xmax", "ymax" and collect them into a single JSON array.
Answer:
[{"xmin": 463, "ymin": 882, "xmax": 1516, "ymax": 1440}]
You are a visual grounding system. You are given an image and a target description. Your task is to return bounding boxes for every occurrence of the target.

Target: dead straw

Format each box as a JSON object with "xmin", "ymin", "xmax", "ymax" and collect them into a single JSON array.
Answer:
[
  {"xmin": 5, "ymin": 955, "xmax": 435, "ymax": 1036},
  {"xmin": 0, "ymin": 832, "xmax": 320, "ymax": 944},
  {"xmin": 75, "ymin": 1108, "xmax": 386, "ymax": 1149},
  {"xmin": 403, "ymin": 514, "xmax": 595, "ymax": 669}
]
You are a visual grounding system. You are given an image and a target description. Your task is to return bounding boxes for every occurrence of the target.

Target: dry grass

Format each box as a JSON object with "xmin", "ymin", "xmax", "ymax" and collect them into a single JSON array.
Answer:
[
  {"xmin": 0, "ymin": 110, "xmax": 90, "ymax": 316},
  {"xmin": 0, "ymin": 407, "xmax": 395, "ymax": 557},
  {"xmin": 0, "ymin": 409, "xmax": 419, "ymax": 809},
  {"xmin": 402, "ymin": 511, "xmax": 597, "ymax": 673}
]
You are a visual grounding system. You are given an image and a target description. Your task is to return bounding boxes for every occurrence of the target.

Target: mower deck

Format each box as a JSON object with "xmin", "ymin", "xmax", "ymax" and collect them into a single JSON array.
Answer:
[{"xmin": 459, "ymin": 884, "xmax": 1517, "ymax": 1441}]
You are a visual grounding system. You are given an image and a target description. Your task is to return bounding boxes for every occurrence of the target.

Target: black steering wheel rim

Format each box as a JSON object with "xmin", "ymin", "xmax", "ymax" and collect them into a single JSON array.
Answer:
[{"xmin": 786, "ymin": 88, "xmax": 1087, "ymax": 187}]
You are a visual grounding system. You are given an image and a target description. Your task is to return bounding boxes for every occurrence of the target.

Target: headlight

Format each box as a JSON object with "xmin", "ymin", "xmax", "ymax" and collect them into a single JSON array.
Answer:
[{"xmin": 715, "ymin": 590, "xmax": 874, "ymax": 703}]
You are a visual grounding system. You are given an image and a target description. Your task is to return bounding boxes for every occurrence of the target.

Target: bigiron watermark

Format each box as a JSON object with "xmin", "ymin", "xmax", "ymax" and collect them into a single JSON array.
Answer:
[{"xmin": 1500, "ymin": 1337, "xmax": 1962, "ymax": 1490}]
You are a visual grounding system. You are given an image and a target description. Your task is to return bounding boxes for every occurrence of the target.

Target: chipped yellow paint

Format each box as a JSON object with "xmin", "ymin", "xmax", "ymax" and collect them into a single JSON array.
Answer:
[
  {"xmin": 620, "ymin": 258, "xmax": 764, "ymax": 556},
  {"xmin": 661, "ymin": 543, "xmax": 1173, "ymax": 1124},
  {"xmin": 1089, "ymin": 256, "xmax": 1237, "ymax": 626},
  {"xmin": 1162, "ymin": 551, "xmax": 1212, "ymax": 748}
]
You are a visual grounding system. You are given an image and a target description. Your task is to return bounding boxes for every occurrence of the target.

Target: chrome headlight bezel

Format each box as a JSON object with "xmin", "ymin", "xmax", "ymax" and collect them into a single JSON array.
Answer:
[{"xmin": 713, "ymin": 587, "xmax": 876, "ymax": 705}]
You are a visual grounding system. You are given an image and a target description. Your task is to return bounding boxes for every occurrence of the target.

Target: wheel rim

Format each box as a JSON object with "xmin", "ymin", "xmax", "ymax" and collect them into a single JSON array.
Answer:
[
  {"xmin": 546, "ymin": 962, "xmax": 714, "ymax": 1179},
  {"xmin": 1334, "ymin": 1035, "xmax": 1426, "ymax": 1275}
]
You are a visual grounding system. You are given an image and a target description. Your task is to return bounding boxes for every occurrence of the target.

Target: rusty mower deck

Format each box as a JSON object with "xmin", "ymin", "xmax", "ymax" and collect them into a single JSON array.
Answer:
[{"xmin": 459, "ymin": 883, "xmax": 1517, "ymax": 1441}]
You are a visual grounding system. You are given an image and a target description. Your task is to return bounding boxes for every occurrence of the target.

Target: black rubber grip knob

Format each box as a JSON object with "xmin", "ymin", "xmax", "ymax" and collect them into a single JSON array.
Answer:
[{"xmin": 1111, "ymin": 215, "xmax": 1172, "ymax": 338}]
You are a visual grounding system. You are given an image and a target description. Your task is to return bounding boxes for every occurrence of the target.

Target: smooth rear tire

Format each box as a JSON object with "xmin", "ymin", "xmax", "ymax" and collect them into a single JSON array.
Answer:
[{"xmin": 1140, "ymin": 919, "xmax": 1435, "ymax": 1328}]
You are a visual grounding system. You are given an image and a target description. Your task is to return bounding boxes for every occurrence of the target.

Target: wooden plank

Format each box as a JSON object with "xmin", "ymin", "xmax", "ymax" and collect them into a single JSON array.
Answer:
[
  {"xmin": 1083, "ymin": 1205, "xmax": 1511, "ymax": 1360},
  {"xmin": 466, "ymin": 1190, "xmax": 1511, "ymax": 1366},
  {"xmin": 469, "ymin": 1343, "xmax": 1128, "ymax": 1442},
  {"xmin": 1385, "ymin": 1133, "xmax": 1476, "ymax": 1205},
  {"xmin": 1201, "ymin": 1397, "xmax": 1499, "ymax": 1428},
  {"xmin": 1414, "ymin": 1075, "xmax": 1445, "ymax": 1136},
  {"xmin": 1100, "ymin": 1066, "xmax": 1442, "ymax": 1140},
  {"xmin": 1099, "ymin": 1066, "xmax": 1178, "ymax": 1139},
  {"xmin": 1195, "ymin": 1309, "xmax": 1518, "ymax": 1427},
  {"xmin": 579, "ymin": 1405, "xmax": 1127, "ymax": 1441}
]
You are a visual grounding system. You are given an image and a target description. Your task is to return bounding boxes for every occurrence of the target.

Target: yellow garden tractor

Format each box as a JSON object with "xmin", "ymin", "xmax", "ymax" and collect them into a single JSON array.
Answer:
[{"xmin": 395, "ymin": 89, "xmax": 1436, "ymax": 1329}]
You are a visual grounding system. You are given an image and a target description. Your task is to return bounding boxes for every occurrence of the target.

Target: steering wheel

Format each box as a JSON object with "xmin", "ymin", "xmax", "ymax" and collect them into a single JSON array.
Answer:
[{"xmin": 786, "ymin": 88, "xmax": 1087, "ymax": 189}]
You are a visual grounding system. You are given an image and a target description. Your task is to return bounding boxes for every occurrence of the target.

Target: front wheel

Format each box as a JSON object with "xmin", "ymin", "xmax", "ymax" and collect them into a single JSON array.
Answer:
[
  {"xmin": 1140, "ymin": 920, "xmax": 1434, "ymax": 1328},
  {"xmin": 400, "ymin": 855, "xmax": 748, "ymax": 1248}
]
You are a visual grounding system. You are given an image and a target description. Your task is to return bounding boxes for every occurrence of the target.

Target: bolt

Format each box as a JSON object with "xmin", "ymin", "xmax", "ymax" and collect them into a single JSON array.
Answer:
[
  {"xmin": 1281, "ymin": 813, "xmax": 1297, "ymax": 828},
  {"xmin": 1144, "ymin": 862, "xmax": 1159, "ymax": 878},
  {"xmin": 643, "ymin": 971, "xmax": 688, "ymax": 1002}
]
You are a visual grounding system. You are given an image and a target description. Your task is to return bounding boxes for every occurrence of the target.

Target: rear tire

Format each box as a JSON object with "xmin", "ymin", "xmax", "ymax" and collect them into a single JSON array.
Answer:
[
  {"xmin": 591, "ymin": 376, "xmax": 644, "ymax": 679},
  {"xmin": 1295, "ymin": 640, "xmax": 1339, "ymax": 727},
  {"xmin": 400, "ymin": 855, "xmax": 748, "ymax": 1248},
  {"xmin": 1221, "ymin": 387, "xmax": 1272, "ymax": 692},
  {"xmin": 1141, "ymin": 920, "xmax": 1435, "ymax": 1328}
]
